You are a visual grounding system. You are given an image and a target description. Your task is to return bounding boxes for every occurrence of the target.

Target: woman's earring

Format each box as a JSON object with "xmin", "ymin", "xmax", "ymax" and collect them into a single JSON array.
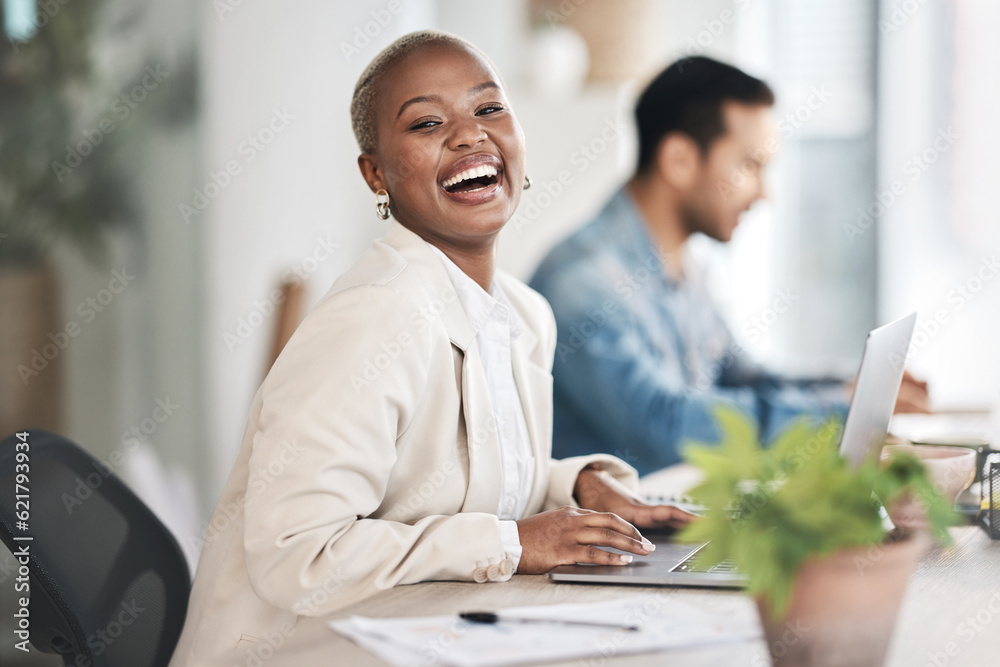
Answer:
[
  {"xmin": 523, "ymin": 175, "xmax": 532, "ymax": 190},
  {"xmin": 375, "ymin": 188, "xmax": 391, "ymax": 220}
]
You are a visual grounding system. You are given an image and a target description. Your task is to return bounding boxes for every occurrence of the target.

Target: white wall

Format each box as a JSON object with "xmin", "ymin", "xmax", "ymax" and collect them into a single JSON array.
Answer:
[
  {"xmin": 878, "ymin": 0, "xmax": 1000, "ymax": 407},
  {"xmin": 198, "ymin": 1, "xmax": 445, "ymax": 497}
]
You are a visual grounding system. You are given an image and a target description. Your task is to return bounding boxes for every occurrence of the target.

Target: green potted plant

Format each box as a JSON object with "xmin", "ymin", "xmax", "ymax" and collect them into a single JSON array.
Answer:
[
  {"xmin": 679, "ymin": 408, "xmax": 955, "ymax": 667},
  {"xmin": 0, "ymin": 1, "xmax": 142, "ymax": 435}
]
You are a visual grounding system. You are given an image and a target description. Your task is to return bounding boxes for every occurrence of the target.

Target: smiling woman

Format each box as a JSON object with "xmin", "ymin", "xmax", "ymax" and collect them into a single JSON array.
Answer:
[
  {"xmin": 352, "ymin": 33, "xmax": 528, "ymax": 290},
  {"xmin": 167, "ymin": 30, "xmax": 694, "ymax": 667}
]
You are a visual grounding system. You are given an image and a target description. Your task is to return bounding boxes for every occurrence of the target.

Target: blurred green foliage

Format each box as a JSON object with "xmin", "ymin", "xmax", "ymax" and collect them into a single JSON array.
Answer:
[
  {"xmin": 0, "ymin": 0, "xmax": 139, "ymax": 267},
  {"xmin": 679, "ymin": 407, "xmax": 955, "ymax": 619}
]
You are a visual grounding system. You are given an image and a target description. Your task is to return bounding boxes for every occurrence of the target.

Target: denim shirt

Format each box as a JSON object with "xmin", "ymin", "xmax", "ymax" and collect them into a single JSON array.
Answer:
[{"xmin": 529, "ymin": 187, "xmax": 849, "ymax": 476}]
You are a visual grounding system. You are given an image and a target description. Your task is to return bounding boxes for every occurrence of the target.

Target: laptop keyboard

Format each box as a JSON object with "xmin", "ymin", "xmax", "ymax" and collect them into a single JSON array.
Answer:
[
  {"xmin": 673, "ymin": 555, "xmax": 739, "ymax": 574},
  {"xmin": 641, "ymin": 494, "xmax": 741, "ymax": 575}
]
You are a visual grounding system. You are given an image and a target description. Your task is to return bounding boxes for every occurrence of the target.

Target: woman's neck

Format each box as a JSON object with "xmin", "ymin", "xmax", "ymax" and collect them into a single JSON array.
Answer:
[{"xmin": 430, "ymin": 240, "xmax": 497, "ymax": 292}]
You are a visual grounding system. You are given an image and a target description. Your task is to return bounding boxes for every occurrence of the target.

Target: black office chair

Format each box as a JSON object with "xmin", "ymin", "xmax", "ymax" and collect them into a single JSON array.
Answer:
[{"xmin": 0, "ymin": 431, "xmax": 190, "ymax": 667}]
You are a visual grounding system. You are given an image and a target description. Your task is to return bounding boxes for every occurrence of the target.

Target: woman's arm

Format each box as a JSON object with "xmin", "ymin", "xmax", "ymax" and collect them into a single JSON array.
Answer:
[
  {"xmin": 509, "ymin": 284, "xmax": 695, "ymax": 574},
  {"xmin": 242, "ymin": 284, "xmax": 513, "ymax": 615}
]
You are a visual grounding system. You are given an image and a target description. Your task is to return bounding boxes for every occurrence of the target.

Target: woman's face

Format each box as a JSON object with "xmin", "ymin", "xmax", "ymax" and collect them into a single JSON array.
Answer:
[{"xmin": 359, "ymin": 43, "xmax": 527, "ymax": 252}]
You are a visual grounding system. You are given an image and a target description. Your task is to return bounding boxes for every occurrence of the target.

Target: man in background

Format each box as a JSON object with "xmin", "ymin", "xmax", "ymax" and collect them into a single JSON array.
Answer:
[{"xmin": 530, "ymin": 56, "xmax": 928, "ymax": 476}]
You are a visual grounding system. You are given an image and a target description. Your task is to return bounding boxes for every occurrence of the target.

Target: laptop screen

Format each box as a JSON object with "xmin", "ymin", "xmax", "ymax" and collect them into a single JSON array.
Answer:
[{"xmin": 838, "ymin": 313, "xmax": 917, "ymax": 468}]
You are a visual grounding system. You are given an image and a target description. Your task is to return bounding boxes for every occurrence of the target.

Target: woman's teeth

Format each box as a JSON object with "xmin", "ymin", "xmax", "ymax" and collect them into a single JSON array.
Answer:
[{"xmin": 442, "ymin": 164, "xmax": 498, "ymax": 189}]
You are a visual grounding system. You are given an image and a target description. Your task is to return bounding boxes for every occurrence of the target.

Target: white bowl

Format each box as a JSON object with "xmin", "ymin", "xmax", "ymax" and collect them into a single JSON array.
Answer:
[{"xmin": 880, "ymin": 444, "xmax": 976, "ymax": 531}]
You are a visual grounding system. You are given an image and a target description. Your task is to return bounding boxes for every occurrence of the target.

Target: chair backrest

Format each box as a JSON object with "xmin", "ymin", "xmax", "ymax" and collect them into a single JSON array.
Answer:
[{"xmin": 0, "ymin": 431, "xmax": 190, "ymax": 667}]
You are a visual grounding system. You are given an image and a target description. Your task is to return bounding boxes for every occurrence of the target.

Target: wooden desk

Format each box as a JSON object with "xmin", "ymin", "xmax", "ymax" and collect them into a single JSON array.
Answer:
[{"xmin": 278, "ymin": 467, "xmax": 1000, "ymax": 666}]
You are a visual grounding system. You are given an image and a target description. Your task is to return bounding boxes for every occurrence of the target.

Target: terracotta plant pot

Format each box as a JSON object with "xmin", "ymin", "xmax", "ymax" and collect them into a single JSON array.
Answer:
[
  {"xmin": 0, "ymin": 263, "xmax": 63, "ymax": 435},
  {"xmin": 755, "ymin": 533, "xmax": 930, "ymax": 667}
]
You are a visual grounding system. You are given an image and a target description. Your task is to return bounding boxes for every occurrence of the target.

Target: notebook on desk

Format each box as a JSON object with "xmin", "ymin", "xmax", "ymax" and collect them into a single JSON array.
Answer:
[{"xmin": 549, "ymin": 313, "xmax": 917, "ymax": 588}]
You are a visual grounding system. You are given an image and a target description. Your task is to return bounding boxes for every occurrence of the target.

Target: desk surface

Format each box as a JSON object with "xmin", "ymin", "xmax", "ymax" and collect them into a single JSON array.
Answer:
[{"xmin": 283, "ymin": 466, "xmax": 1000, "ymax": 666}]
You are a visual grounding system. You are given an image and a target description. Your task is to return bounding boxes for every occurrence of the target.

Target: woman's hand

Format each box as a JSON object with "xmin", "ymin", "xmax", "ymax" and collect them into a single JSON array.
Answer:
[
  {"xmin": 514, "ymin": 506, "xmax": 655, "ymax": 574},
  {"xmin": 573, "ymin": 466, "xmax": 698, "ymax": 530}
]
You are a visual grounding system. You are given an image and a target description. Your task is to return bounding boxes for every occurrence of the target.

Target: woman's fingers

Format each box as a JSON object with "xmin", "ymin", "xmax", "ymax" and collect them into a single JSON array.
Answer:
[
  {"xmin": 575, "ymin": 544, "xmax": 637, "ymax": 566},
  {"xmin": 611, "ymin": 501, "xmax": 700, "ymax": 529},
  {"xmin": 572, "ymin": 525, "xmax": 654, "ymax": 557},
  {"xmin": 580, "ymin": 507, "xmax": 647, "ymax": 539}
]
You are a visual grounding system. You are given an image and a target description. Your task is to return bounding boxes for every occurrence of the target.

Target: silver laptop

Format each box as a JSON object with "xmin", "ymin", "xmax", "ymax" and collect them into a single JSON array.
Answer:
[{"xmin": 549, "ymin": 313, "xmax": 918, "ymax": 588}]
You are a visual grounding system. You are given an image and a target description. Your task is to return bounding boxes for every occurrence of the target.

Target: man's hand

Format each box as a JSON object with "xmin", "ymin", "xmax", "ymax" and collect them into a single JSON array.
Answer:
[
  {"xmin": 514, "ymin": 506, "xmax": 655, "ymax": 574},
  {"xmin": 846, "ymin": 370, "xmax": 931, "ymax": 414},
  {"xmin": 894, "ymin": 370, "xmax": 931, "ymax": 414},
  {"xmin": 573, "ymin": 466, "xmax": 698, "ymax": 530}
]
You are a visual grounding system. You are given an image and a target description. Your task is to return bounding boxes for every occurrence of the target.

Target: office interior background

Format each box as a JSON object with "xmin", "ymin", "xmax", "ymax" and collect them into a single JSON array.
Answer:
[{"xmin": 1, "ymin": 1, "xmax": 998, "ymax": 659}]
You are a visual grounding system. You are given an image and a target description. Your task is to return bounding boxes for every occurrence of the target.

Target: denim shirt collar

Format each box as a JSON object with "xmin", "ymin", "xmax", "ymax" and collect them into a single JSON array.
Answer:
[{"xmin": 604, "ymin": 187, "xmax": 678, "ymax": 290}]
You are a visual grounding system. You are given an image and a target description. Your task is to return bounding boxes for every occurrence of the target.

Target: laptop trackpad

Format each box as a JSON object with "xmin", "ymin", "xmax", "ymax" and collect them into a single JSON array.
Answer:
[{"xmin": 549, "ymin": 535, "xmax": 704, "ymax": 576}]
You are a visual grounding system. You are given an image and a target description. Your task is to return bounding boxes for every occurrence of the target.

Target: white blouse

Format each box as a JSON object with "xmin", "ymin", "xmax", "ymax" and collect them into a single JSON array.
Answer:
[{"xmin": 429, "ymin": 245, "xmax": 536, "ymax": 569}]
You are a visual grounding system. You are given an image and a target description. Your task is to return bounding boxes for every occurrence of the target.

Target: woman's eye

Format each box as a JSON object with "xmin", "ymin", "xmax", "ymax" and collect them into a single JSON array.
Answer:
[
  {"xmin": 477, "ymin": 105, "xmax": 504, "ymax": 116},
  {"xmin": 409, "ymin": 119, "xmax": 440, "ymax": 130}
]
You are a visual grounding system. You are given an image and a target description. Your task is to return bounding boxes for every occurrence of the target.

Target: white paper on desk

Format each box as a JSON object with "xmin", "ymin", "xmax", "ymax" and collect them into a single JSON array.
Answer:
[
  {"xmin": 890, "ymin": 411, "xmax": 999, "ymax": 443},
  {"xmin": 328, "ymin": 594, "xmax": 760, "ymax": 667}
]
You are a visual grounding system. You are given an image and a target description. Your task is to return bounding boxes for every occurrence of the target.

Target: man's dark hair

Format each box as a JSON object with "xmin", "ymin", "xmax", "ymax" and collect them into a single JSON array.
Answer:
[{"xmin": 634, "ymin": 56, "xmax": 774, "ymax": 174}]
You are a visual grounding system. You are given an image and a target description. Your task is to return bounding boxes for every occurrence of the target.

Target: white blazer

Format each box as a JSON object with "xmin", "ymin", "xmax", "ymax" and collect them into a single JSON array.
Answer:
[{"xmin": 169, "ymin": 221, "xmax": 638, "ymax": 666}]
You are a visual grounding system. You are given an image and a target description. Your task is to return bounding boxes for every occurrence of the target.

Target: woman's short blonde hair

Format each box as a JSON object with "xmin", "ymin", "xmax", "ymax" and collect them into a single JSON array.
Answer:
[{"xmin": 350, "ymin": 30, "xmax": 501, "ymax": 155}]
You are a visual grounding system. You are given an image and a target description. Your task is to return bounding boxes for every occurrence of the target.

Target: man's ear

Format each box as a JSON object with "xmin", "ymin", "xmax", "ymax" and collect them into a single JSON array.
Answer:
[
  {"xmin": 655, "ymin": 133, "xmax": 702, "ymax": 191},
  {"xmin": 357, "ymin": 154, "xmax": 386, "ymax": 193}
]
